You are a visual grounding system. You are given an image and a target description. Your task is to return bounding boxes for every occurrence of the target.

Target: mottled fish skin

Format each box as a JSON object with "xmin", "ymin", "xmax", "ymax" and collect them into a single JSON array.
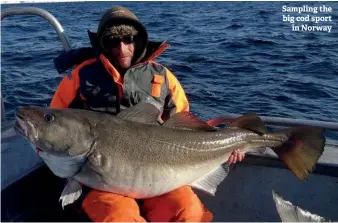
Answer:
[{"xmin": 72, "ymin": 116, "xmax": 288, "ymax": 198}]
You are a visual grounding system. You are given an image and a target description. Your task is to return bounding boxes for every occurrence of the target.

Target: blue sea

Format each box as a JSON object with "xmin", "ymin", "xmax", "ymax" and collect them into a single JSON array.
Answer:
[{"xmin": 1, "ymin": 2, "xmax": 338, "ymax": 138}]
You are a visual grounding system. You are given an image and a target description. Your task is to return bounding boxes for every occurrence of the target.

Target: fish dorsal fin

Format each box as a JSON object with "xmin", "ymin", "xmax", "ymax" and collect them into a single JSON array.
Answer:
[
  {"xmin": 117, "ymin": 102, "xmax": 162, "ymax": 125},
  {"xmin": 207, "ymin": 116, "xmax": 231, "ymax": 127},
  {"xmin": 189, "ymin": 164, "xmax": 231, "ymax": 196},
  {"xmin": 162, "ymin": 112, "xmax": 216, "ymax": 131},
  {"xmin": 228, "ymin": 114, "xmax": 268, "ymax": 135}
]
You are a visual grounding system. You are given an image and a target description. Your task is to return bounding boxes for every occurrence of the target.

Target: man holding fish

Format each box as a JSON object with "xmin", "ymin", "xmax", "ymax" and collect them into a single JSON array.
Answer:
[
  {"xmin": 15, "ymin": 5, "xmax": 323, "ymax": 223},
  {"xmin": 50, "ymin": 5, "xmax": 243, "ymax": 222}
]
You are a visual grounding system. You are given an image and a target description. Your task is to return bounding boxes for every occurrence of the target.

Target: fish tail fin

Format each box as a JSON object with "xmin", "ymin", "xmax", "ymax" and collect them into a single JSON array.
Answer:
[{"xmin": 271, "ymin": 127, "xmax": 325, "ymax": 181}]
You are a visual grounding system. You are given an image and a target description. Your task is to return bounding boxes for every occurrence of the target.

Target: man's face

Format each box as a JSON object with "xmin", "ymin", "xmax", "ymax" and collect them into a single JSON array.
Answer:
[
  {"xmin": 101, "ymin": 25, "xmax": 138, "ymax": 69},
  {"xmin": 110, "ymin": 41, "xmax": 135, "ymax": 68}
]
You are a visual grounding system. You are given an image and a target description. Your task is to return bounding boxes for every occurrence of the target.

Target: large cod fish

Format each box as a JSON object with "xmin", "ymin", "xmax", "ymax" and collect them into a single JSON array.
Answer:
[{"xmin": 14, "ymin": 103, "xmax": 325, "ymax": 208}]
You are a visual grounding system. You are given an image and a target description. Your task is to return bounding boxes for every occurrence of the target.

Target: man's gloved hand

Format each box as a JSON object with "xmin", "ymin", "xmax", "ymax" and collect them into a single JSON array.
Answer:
[{"xmin": 226, "ymin": 150, "xmax": 245, "ymax": 165}]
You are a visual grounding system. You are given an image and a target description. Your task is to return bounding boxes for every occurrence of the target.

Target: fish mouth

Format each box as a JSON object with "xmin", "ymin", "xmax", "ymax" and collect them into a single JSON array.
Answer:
[
  {"xmin": 14, "ymin": 111, "xmax": 38, "ymax": 141},
  {"xmin": 14, "ymin": 112, "xmax": 29, "ymax": 137}
]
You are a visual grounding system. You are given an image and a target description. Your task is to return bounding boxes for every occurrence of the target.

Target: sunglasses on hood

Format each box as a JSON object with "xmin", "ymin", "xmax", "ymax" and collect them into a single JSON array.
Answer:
[{"xmin": 101, "ymin": 35, "xmax": 135, "ymax": 49}]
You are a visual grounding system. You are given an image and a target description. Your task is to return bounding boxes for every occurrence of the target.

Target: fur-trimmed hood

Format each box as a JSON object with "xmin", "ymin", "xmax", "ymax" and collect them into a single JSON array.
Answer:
[{"xmin": 88, "ymin": 6, "xmax": 148, "ymax": 65}]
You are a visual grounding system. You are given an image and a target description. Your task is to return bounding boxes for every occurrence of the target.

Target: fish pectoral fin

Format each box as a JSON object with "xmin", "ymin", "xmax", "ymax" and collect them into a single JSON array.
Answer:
[
  {"xmin": 228, "ymin": 113, "xmax": 269, "ymax": 135},
  {"xmin": 189, "ymin": 164, "xmax": 231, "ymax": 196},
  {"xmin": 272, "ymin": 190, "xmax": 299, "ymax": 222},
  {"xmin": 59, "ymin": 179, "xmax": 83, "ymax": 209},
  {"xmin": 163, "ymin": 112, "xmax": 216, "ymax": 131},
  {"xmin": 272, "ymin": 190, "xmax": 330, "ymax": 222},
  {"xmin": 117, "ymin": 102, "xmax": 162, "ymax": 125}
]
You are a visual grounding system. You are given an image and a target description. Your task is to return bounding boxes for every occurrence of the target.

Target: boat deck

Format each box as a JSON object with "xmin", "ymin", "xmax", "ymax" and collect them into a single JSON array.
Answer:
[{"xmin": 2, "ymin": 121, "xmax": 338, "ymax": 221}]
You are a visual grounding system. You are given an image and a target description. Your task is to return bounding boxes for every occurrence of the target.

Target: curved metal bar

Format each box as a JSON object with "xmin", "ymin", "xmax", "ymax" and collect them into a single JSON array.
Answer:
[
  {"xmin": 1, "ymin": 7, "xmax": 72, "ymax": 122},
  {"xmin": 209, "ymin": 114, "xmax": 338, "ymax": 131},
  {"xmin": 1, "ymin": 6, "xmax": 72, "ymax": 51},
  {"xmin": 1, "ymin": 92, "xmax": 5, "ymax": 122},
  {"xmin": 260, "ymin": 115, "xmax": 338, "ymax": 130}
]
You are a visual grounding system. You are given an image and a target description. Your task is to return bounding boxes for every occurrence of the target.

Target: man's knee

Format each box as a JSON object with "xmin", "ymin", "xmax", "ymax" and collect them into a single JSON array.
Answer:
[
  {"xmin": 142, "ymin": 186, "xmax": 213, "ymax": 222},
  {"xmin": 82, "ymin": 189, "xmax": 146, "ymax": 222}
]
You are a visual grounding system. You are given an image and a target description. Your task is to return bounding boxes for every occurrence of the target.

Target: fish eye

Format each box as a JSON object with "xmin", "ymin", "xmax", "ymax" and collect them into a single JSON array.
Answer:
[{"xmin": 44, "ymin": 113, "xmax": 55, "ymax": 122}]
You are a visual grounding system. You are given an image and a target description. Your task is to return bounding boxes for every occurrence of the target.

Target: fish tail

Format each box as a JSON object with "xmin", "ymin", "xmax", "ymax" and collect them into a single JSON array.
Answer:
[{"xmin": 270, "ymin": 127, "xmax": 325, "ymax": 181}]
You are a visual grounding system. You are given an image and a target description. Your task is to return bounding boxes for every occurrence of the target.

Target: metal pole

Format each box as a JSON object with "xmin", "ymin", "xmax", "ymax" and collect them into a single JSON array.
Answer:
[
  {"xmin": 1, "ymin": 7, "xmax": 72, "ymax": 121},
  {"xmin": 208, "ymin": 114, "xmax": 338, "ymax": 131},
  {"xmin": 1, "ymin": 7, "xmax": 72, "ymax": 51},
  {"xmin": 260, "ymin": 115, "xmax": 338, "ymax": 131},
  {"xmin": 1, "ymin": 92, "xmax": 5, "ymax": 122}
]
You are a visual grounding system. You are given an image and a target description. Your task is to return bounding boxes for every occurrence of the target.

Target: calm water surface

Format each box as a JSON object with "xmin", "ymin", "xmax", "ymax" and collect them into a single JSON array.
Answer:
[{"xmin": 2, "ymin": 1, "xmax": 338, "ymax": 137}]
